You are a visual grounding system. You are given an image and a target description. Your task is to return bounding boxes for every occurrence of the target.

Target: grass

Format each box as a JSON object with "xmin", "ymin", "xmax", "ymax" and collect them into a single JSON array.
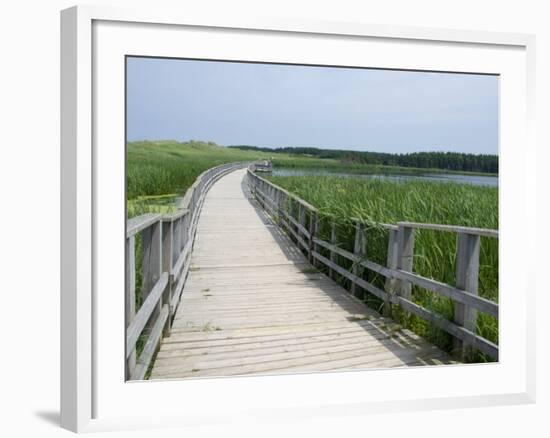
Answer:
[
  {"xmin": 267, "ymin": 174, "xmax": 498, "ymax": 362},
  {"xmin": 126, "ymin": 140, "xmax": 498, "ymax": 369},
  {"xmin": 127, "ymin": 140, "xmax": 273, "ymax": 217},
  {"xmin": 270, "ymin": 155, "xmax": 498, "ymax": 177},
  {"xmin": 127, "ymin": 139, "xmax": 270, "ymax": 362},
  {"xmin": 127, "ymin": 140, "xmax": 495, "ymax": 218}
]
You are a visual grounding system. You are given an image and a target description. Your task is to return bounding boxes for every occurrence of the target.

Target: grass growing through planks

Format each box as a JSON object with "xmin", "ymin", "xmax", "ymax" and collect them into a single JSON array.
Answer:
[{"xmin": 268, "ymin": 174, "xmax": 498, "ymax": 362}]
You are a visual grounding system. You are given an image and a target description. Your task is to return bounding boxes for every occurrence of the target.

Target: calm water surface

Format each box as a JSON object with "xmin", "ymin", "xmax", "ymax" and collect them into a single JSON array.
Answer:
[{"xmin": 271, "ymin": 168, "xmax": 498, "ymax": 187}]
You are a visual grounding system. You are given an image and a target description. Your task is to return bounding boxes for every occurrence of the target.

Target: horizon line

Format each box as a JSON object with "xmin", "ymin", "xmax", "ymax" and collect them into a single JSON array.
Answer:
[{"xmin": 127, "ymin": 139, "xmax": 499, "ymax": 157}]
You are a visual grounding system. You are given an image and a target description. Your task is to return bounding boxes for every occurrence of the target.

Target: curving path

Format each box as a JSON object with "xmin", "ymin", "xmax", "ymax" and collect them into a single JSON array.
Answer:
[{"xmin": 150, "ymin": 169, "xmax": 454, "ymax": 379}]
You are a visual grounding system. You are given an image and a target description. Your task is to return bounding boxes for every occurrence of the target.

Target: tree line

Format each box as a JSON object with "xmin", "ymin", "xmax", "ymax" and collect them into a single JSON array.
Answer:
[{"xmin": 228, "ymin": 145, "xmax": 498, "ymax": 174}]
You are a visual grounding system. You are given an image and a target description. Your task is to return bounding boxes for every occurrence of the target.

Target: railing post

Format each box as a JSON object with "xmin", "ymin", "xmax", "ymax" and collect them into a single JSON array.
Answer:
[
  {"xmin": 270, "ymin": 185, "xmax": 275, "ymax": 211},
  {"xmin": 351, "ymin": 222, "xmax": 366, "ymax": 299},
  {"xmin": 183, "ymin": 204, "xmax": 191, "ymax": 245},
  {"xmin": 396, "ymin": 224, "xmax": 415, "ymax": 321},
  {"xmin": 125, "ymin": 235, "xmax": 136, "ymax": 379},
  {"xmin": 161, "ymin": 219, "xmax": 174, "ymax": 334},
  {"xmin": 330, "ymin": 221, "xmax": 338, "ymax": 281},
  {"xmin": 279, "ymin": 191, "xmax": 286, "ymax": 222},
  {"xmin": 141, "ymin": 220, "xmax": 162, "ymax": 326},
  {"xmin": 250, "ymin": 173, "xmax": 256, "ymax": 198},
  {"xmin": 454, "ymin": 232, "xmax": 481, "ymax": 360},
  {"xmin": 257, "ymin": 181, "xmax": 264, "ymax": 208},
  {"xmin": 308, "ymin": 211, "xmax": 318, "ymax": 266},
  {"xmin": 275, "ymin": 189, "xmax": 281, "ymax": 221},
  {"xmin": 277, "ymin": 192, "xmax": 287, "ymax": 229},
  {"xmin": 384, "ymin": 228, "xmax": 399, "ymax": 317},
  {"xmin": 269, "ymin": 185, "xmax": 275, "ymax": 212},
  {"xmin": 299, "ymin": 204, "xmax": 307, "ymax": 256},
  {"xmin": 172, "ymin": 215, "xmax": 182, "ymax": 261}
]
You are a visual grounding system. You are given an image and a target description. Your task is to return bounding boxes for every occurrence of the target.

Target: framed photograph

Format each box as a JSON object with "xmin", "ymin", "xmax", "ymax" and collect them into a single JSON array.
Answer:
[{"xmin": 61, "ymin": 5, "xmax": 536, "ymax": 433}]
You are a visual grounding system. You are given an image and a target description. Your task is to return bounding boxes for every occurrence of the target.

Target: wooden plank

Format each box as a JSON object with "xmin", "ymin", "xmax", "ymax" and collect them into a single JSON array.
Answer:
[
  {"xmin": 148, "ymin": 168, "xmax": 454, "ymax": 379},
  {"xmin": 171, "ymin": 252, "xmax": 191, "ymax": 310},
  {"xmin": 312, "ymin": 235, "xmax": 497, "ymax": 317},
  {"xmin": 178, "ymin": 293, "xmax": 366, "ymax": 305},
  {"xmin": 126, "ymin": 213, "xmax": 162, "ymax": 238},
  {"xmin": 152, "ymin": 339, "xmax": 450, "ymax": 379},
  {"xmin": 258, "ymin": 193, "xmax": 278, "ymax": 217},
  {"xmin": 351, "ymin": 222, "xmax": 366, "ymax": 298},
  {"xmin": 454, "ymin": 232, "xmax": 481, "ymax": 359},
  {"xmin": 141, "ymin": 220, "xmax": 162, "ymax": 303},
  {"xmin": 126, "ymin": 272, "xmax": 169, "ymax": 357},
  {"xmin": 156, "ymin": 326, "xmax": 420, "ymax": 361},
  {"xmin": 171, "ymin": 215, "xmax": 182, "ymax": 261},
  {"xmin": 393, "ymin": 268, "xmax": 497, "ymax": 318},
  {"xmin": 279, "ymin": 214, "xmax": 309, "ymax": 250},
  {"xmin": 161, "ymin": 220, "xmax": 174, "ymax": 320},
  {"xmin": 313, "ymin": 237, "xmax": 392, "ymax": 278},
  {"xmin": 312, "ymin": 251, "xmax": 388, "ymax": 301},
  {"xmin": 161, "ymin": 322, "xmax": 383, "ymax": 350},
  {"xmin": 153, "ymin": 335, "xmax": 429, "ymax": 372},
  {"xmin": 172, "ymin": 306, "xmax": 372, "ymax": 322},
  {"xmin": 178, "ymin": 291, "xmax": 367, "ymax": 303},
  {"xmin": 131, "ymin": 305, "xmax": 169, "ymax": 381},
  {"xmin": 161, "ymin": 208, "xmax": 189, "ymax": 222},
  {"xmin": 162, "ymin": 320, "xmax": 387, "ymax": 343},
  {"xmin": 384, "ymin": 228, "xmax": 398, "ymax": 316},
  {"xmin": 286, "ymin": 347, "xmax": 453, "ymax": 373},
  {"xmin": 350, "ymin": 217, "xmax": 398, "ymax": 231},
  {"xmin": 297, "ymin": 206, "xmax": 311, "ymax": 239},
  {"xmin": 330, "ymin": 222, "xmax": 338, "ymax": 281},
  {"xmin": 171, "ymin": 240, "xmax": 191, "ymax": 280},
  {"xmin": 397, "ymin": 224, "xmax": 415, "ymax": 303},
  {"xmin": 396, "ymin": 296, "xmax": 498, "ymax": 359},
  {"xmin": 397, "ymin": 221, "xmax": 498, "ymax": 238},
  {"xmin": 309, "ymin": 211, "xmax": 318, "ymax": 266},
  {"xmin": 125, "ymin": 235, "xmax": 136, "ymax": 379},
  {"xmin": 247, "ymin": 170, "xmax": 318, "ymax": 213}
]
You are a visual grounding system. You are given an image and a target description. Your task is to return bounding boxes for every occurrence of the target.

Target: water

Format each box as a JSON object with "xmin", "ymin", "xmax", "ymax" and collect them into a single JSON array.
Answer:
[{"xmin": 271, "ymin": 168, "xmax": 498, "ymax": 187}]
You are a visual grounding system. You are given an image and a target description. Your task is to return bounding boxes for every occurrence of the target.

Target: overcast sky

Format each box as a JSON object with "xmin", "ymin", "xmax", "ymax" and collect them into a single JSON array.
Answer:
[{"xmin": 126, "ymin": 57, "xmax": 498, "ymax": 155}]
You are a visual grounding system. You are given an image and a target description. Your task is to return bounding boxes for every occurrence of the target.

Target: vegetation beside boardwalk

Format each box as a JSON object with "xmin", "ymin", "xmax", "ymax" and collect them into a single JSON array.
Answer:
[
  {"xmin": 269, "ymin": 156, "xmax": 495, "ymax": 177},
  {"xmin": 127, "ymin": 140, "xmax": 272, "ymax": 217},
  {"xmin": 127, "ymin": 140, "xmax": 497, "ymax": 217},
  {"xmin": 127, "ymin": 140, "xmax": 499, "ymax": 362},
  {"xmin": 268, "ymin": 174, "xmax": 499, "ymax": 362},
  {"xmin": 230, "ymin": 145, "xmax": 498, "ymax": 174}
]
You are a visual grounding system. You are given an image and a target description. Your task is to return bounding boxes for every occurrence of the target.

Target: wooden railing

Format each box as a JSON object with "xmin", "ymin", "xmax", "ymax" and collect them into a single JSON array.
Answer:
[
  {"xmin": 125, "ymin": 161, "xmax": 250, "ymax": 380},
  {"xmin": 253, "ymin": 159, "xmax": 273, "ymax": 172},
  {"xmin": 247, "ymin": 167, "xmax": 499, "ymax": 361}
]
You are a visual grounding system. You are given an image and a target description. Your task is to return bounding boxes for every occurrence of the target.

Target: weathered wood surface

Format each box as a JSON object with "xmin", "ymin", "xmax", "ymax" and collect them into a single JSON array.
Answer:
[
  {"xmin": 150, "ymin": 169, "xmax": 455, "ymax": 380},
  {"xmin": 248, "ymin": 169, "xmax": 499, "ymax": 361}
]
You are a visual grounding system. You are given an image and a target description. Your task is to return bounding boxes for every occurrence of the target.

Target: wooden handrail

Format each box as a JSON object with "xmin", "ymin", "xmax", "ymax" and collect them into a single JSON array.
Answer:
[
  {"xmin": 125, "ymin": 161, "xmax": 254, "ymax": 380},
  {"xmin": 247, "ymin": 164, "xmax": 499, "ymax": 361},
  {"xmin": 127, "ymin": 213, "xmax": 162, "ymax": 238},
  {"xmin": 397, "ymin": 221, "xmax": 498, "ymax": 238}
]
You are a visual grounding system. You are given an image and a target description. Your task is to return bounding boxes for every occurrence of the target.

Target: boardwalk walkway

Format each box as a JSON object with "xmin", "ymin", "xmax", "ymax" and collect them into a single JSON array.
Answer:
[{"xmin": 150, "ymin": 169, "xmax": 453, "ymax": 379}]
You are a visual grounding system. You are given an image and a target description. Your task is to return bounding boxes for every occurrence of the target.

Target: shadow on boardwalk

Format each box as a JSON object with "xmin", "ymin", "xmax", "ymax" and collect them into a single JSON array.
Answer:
[{"xmin": 149, "ymin": 169, "xmax": 455, "ymax": 380}]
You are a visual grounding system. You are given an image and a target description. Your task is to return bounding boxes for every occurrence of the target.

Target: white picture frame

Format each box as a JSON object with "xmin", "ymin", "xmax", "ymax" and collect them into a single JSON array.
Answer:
[{"xmin": 60, "ymin": 4, "xmax": 537, "ymax": 433}]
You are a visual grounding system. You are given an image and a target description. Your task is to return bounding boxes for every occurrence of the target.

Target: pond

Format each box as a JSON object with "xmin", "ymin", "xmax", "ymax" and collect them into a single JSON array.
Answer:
[{"xmin": 271, "ymin": 168, "xmax": 498, "ymax": 187}]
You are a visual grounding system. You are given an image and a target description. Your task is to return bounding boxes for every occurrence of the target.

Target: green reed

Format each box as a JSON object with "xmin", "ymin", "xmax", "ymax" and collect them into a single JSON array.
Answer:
[{"xmin": 268, "ymin": 175, "xmax": 498, "ymax": 362}]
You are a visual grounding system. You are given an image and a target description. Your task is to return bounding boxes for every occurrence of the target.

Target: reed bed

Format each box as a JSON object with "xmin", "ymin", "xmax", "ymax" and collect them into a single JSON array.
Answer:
[
  {"xmin": 268, "ymin": 175, "xmax": 498, "ymax": 362},
  {"xmin": 127, "ymin": 140, "xmax": 271, "ymax": 217}
]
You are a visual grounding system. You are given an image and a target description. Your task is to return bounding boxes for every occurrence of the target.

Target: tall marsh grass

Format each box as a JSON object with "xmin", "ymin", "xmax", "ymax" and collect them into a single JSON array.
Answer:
[
  {"xmin": 127, "ymin": 140, "xmax": 271, "ymax": 217},
  {"xmin": 268, "ymin": 175, "xmax": 498, "ymax": 362}
]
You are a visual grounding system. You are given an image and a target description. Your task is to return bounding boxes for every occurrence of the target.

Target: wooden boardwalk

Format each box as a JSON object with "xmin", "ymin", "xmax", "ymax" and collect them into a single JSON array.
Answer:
[{"xmin": 150, "ymin": 169, "xmax": 454, "ymax": 379}]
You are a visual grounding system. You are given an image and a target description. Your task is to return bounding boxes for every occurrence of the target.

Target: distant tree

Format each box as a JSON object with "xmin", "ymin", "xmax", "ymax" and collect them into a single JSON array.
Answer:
[{"xmin": 227, "ymin": 145, "xmax": 498, "ymax": 173}]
